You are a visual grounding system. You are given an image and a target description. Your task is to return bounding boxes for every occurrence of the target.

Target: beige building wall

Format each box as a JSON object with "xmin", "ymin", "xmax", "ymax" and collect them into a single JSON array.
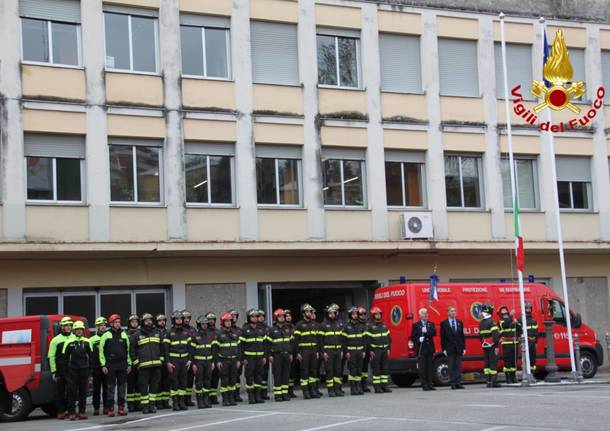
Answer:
[
  {"xmin": 110, "ymin": 207, "xmax": 167, "ymax": 242},
  {"xmin": 447, "ymin": 212, "xmax": 492, "ymax": 241},
  {"xmin": 258, "ymin": 210, "xmax": 308, "ymax": 241},
  {"xmin": 253, "ymin": 85, "xmax": 303, "ymax": 115},
  {"xmin": 325, "ymin": 211, "xmax": 372, "ymax": 241},
  {"xmin": 105, "ymin": 73, "xmax": 164, "ymax": 106},
  {"xmin": 21, "ymin": 65, "xmax": 86, "ymax": 101},
  {"xmin": 26, "ymin": 206, "xmax": 89, "ymax": 242},
  {"xmin": 186, "ymin": 209, "xmax": 240, "ymax": 241},
  {"xmin": 182, "ymin": 79, "xmax": 236, "ymax": 111},
  {"xmin": 381, "ymin": 94, "xmax": 427, "ymax": 120}
]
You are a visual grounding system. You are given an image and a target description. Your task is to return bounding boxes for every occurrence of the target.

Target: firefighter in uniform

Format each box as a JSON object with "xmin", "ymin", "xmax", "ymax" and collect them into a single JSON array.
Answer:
[
  {"xmin": 62, "ymin": 320, "xmax": 92, "ymax": 421},
  {"xmin": 479, "ymin": 303, "xmax": 501, "ymax": 388},
  {"xmin": 320, "ymin": 303, "xmax": 345, "ymax": 397},
  {"xmin": 155, "ymin": 314, "xmax": 171, "ymax": 409},
  {"xmin": 48, "ymin": 316, "xmax": 73, "ymax": 419},
  {"xmin": 366, "ymin": 307, "xmax": 392, "ymax": 393},
  {"xmin": 89, "ymin": 317, "xmax": 109, "ymax": 415},
  {"xmin": 100, "ymin": 314, "xmax": 131, "ymax": 417},
  {"xmin": 344, "ymin": 306, "xmax": 366, "ymax": 396},
  {"xmin": 310, "ymin": 308, "xmax": 324, "ymax": 397},
  {"xmin": 191, "ymin": 315, "xmax": 216, "ymax": 409},
  {"xmin": 257, "ymin": 309, "xmax": 271, "ymax": 400},
  {"xmin": 498, "ymin": 305, "xmax": 521, "ymax": 384},
  {"xmin": 214, "ymin": 312, "xmax": 241, "ymax": 406},
  {"xmin": 204, "ymin": 312, "xmax": 221, "ymax": 404},
  {"xmin": 164, "ymin": 310, "xmax": 193, "ymax": 411},
  {"xmin": 269, "ymin": 309, "xmax": 293, "ymax": 402},
  {"xmin": 284, "ymin": 309, "xmax": 298, "ymax": 398},
  {"xmin": 126, "ymin": 314, "xmax": 141, "ymax": 411},
  {"xmin": 524, "ymin": 302, "xmax": 539, "ymax": 375},
  {"xmin": 358, "ymin": 308, "xmax": 371, "ymax": 393},
  {"xmin": 182, "ymin": 310, "xmax": 197, "ymax": 406},
  {"xmin": 293, "ymin": 304, "xmax": 321, "ymax": 399},
  {"xmin": 130, "ymin": 313, "xmax": 163, "ymax": 414},
  {"xmin": 240, "ymin": 309, "xmax": 267, "ymax": 404},
  {"xmin": 229, "ymin": 309, "xmax": 244, "ymax": 402}
]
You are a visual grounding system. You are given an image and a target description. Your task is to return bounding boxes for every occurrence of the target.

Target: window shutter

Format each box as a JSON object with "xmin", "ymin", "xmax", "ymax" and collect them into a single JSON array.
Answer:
[
  {"xmin": 317, "ymin": 27, "xmax": 360, "ymax": 38},
  {"xmin": 556, "ymin": 156, "xmax": 591, "ymax": 182},
  {"xmin": 255, "ymin": 144, "xmax": 301, "ymax": 159},
  {"xmin": 24, "ymin": 134, "xmax": 85, "ymax": 158},
  {"xmin": 185, "ymin": 142, "xmax": 235, "ymax": 156},
  {"xmin": 103, "ymin": 5, "xmax": 158, "ymax": 17},
  {"xmin": 251, "ymin": 21, "xmax": 299, "ymax": 85},
  {"xmin": 568, "ymin": 48, "xmax": 586, "ymax": 84},
  {"xmin": 108, "ymin": 138, "xmax": 163, "ymax": 147},
  {"xmin": 180, "ymin": 13, "xmax": 229, "ymax": 28},
  {"xmin": 379, "ymin": 34, "xmax": 422, "ymax": 93},
  {"xmin": 602, "ymin": 51, "xmax": 610, "ymax": 103},
  {"xmin": 322, "ymin": 147, "xmax": 366, "ymax": 161},
  {"xmin": 494, "ymin": 43, "xmax": 532, "ymax": 98},
  {"xmin": 385, "ymin": 150, "xmax": 425, "ymax": 163},
  {"xmin": 20, "ymin": 0, "xmax": 81, "ymax": 23},
  {"xmin": 438, "ymin": 38, "xmax": 479, "ymax": 97}
]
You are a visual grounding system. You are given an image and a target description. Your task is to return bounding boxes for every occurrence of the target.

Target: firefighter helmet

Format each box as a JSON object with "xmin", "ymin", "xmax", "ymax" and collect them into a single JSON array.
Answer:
[
  {"xmin": 156, "ymin": 313, "xmax": 167, "ymax": 322},
  {"xmin": 301, "ymin": 303, "xmax": 315, "ymax": 313},
  {"xmin": 246, "ymin": 308, "xmax": 260, "ymax": 318},
  {"xmin": 284, "ymin": 308, "xmax": 292, "ymax": 315},
  {"xmin": 128, "ymin": 314, "xmax": 139, "ymax": 322},
  {"xmin": 73, "ymin": 320, "xmax": 86, "ymax": 330},
  {"xmin": 497, "ymin": 305, "xmax": 509, "ymax": 316},
  {"xmin": 108, "ymin": 314, "xmax": 121, "ymax": 324},
  {"xmin": 348, "ymin": 306, "xmax": 358, "ymax": 314},
  {"xmin": 171, "ymin": 310, "xmax": 183, "ymax": 322},
  {"xmin": 370, "ymin": 306, "xmax": 382, "ymax": 316},
  {"xmin": 205, "ymin": 312, "xmax": 217, "ymax": 320},
  {"xmin": 60, "ymin": 317, "xmax": 73, "ymax": 326},
  {"xmin": 258, "ymin": 309, "xmax": 265, "ymax": 316},
  {"xmin": 273, "ymin": 308, "xmax": 285, "ymax": 319},
  {"xmin": 196, "ymin": 315, "xmax": 209, "ymax": 325},
  {"xmin": 220, "ymin": 312, "xmax": 232, "ymax": 322},
  {"xmin": 230, "ymin": 309, "xmax": 239, "ymax": 317},
  {"xmin": 481, "ymin": 303, "xmax": 494, "ymax": 314},
  {"xmin": 182, "ymin": 310, "xmax": 192, "ymax": 318},
  {"xmin": 141, "ymin": 313, "xmax": 154, "ymax": 322},
  {"xmin": 95, "ymin": 316, "xmax": 107, "ymax": 326},
  {"xmin": 357, "ymin": 307, "xmax": 367, "ymax": 315},
  {"xmin": 327, "ymin": 303, "xmax": 340, "ymax": 313}
]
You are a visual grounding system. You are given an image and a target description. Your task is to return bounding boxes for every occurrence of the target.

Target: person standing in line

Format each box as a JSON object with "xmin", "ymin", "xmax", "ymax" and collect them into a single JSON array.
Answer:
[
  {"xmin": 440, "ymin": 306, "xmax": 466, "ymax": 389},
  {"xmin": 411, "ymin": 308, "xmax": 436, "ymax": 391},
  {"xmin": 100, "ymin": 314, "xmax": 131, "ymax": 417},
  {"xmin": 48, "ymin": 316, "xmax": 73, "ymax": 420},
  {"xmin": 63, "ymin": 320, "xmax": 93, "ymax": 420},
  {"xmin": 89, "ymin": 317, "xmax": 109, "ymax": 415}
]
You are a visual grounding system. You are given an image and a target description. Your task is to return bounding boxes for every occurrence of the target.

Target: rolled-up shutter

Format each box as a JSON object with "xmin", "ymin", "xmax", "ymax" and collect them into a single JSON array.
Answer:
[
  {"xmin": 322, "ymin": 147, "xmax": 365, "ymax": 161},
  {"xmin": 556, "ymin": 156, "xmax": 591, "ymax": 182},
  {"xmin": 385, "ymin": 150, "xmax": 425, "ymax": 163},
  {"xmin": 180, "ymin": 14, "xmax": 229, "ymax": 28},
  {"xmin": 108, "ymin": 138, "xmax": 163, "ymax": 147},
  {"xmin": 568, "ymin": 48, "xmax": 586, "ymax": 85},
  {"xmin": 185, "ymin": 142, "xmax": 235, "ymax": 156},
  {"xmin": 602, "ymin": 51, "xmax": 610, "ymax": 103},
  {"xmin": 494, "ymin": 43, "xmax": 532, "ymax": 98},
  {"xmin": 251, "ymin": 21, "xmax": 299, "ymax": 85},
  {"xmin": 379, "ymin": 34, "xmax": 422, "ymax": 93},
  {"xmin": 255, "ymin": 144, "xmax": 301, "ymax": 159},
  {"xmin": 438, "ymin": 38, "xmax": 479, "ymax": 97},
  {"xmin": 24, "ymin": 134, "xmax": 85, "ymax": 158},
  {"xmin": 19, "ymin": 0, "xmax": 81, "ymax": 23}
]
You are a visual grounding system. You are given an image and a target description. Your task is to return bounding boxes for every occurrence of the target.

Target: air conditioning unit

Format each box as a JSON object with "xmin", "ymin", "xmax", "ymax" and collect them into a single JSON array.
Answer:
[{"xmin": 400, "ymin": 212, "xmax": 433, "ymax": 239}]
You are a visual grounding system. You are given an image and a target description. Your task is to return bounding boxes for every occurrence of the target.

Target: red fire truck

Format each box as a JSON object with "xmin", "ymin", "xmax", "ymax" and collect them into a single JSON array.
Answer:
[
  {"xmin": 0, "ymin": 315, "xmax": 88, "ymax": 422},
  {"xmin": 372, "ymin": 282, "xmax": 603, "ymax": 387}
]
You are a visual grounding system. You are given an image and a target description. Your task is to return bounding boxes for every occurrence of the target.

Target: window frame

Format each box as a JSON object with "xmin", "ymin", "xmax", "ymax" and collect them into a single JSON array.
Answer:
[
  {"xmin": 322, "ymin": 158, "xmax": 367, "ymax": 208},
  {"xmin": 500, "ymin": 156, "xmax": 540, "ymax": 211},
  {"xmin": 24, "ymin": 156, "xmax": 86, "ymax": 204},
  {"xmin": 558, "ymin": 180, "xmax": 593, "ymax": 212},
  {"xmin": 20, "ymin": 18, "xmax": 83, "ymax": 68},
  {"xmin": 103, "ymin": 12, "xmax": 160, "ymax": 75},
  {"xmin": 316, "ymin": 33, "xmax": 362, "ymax": 90},
  {"xmin": 180, "ymin": 24, "xmax": 232, "ymax": 81},
  {"xmin": 184, "ymin": 153, "xmax": 236, "ymax": 207},
  {"xmin": 256, "ymin": 157, "xmax": 303, "ymax": 208},
  {"xmin": 385, "ymin": 161, "xmax": 427, "ymax": 209},
  {"xmin": 444, "ymin": 154, "xmax": 485, "ymax": 210},
  {"xmin": 109, "ymin": 144, "xmax": 164, "ymax": 206}
]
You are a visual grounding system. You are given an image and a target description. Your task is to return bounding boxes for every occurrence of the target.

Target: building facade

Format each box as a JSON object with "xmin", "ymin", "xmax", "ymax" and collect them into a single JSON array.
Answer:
[{"xmin": 0, "ymin": 0, "xmax": 609, "ymax": 343}]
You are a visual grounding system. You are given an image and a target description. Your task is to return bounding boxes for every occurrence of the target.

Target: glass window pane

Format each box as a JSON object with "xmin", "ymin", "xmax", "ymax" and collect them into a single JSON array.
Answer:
[
  {"xmin": 256, "ymin": 158, "xmax": 277, "ymax": 204},
  {"xmin": 22, "ymin": 18, "xmax": 49, "ymax": 63},
  {"xmin": 501, "ymin": 159, "xmax": 512, "ymax": 208},
  {"xmin": 444, "ymin": 156, "xmax": 461, "ymax": 207},
  {"xmin": 56, "ymin": 158, "xmax": 81, "ymax": 201},
  {"xmin": 136, "ymin": 147, "xmax": 160, "ymax": 202},
  {"xmin": 185, "ymin": 154, "xmax": 208, "ymax": 203},
  {"xmin": 132, "ymin": 16, "xmax": 157, "ymax": 72},
  {"xmin": 323, "ymin": 159, "xmax": 342, "ymax": 205},
  {"xmin": 516, "ymin": 159, "xmax": 536, "ymax": 209},
  {"xmin": 558, "ymin": 181, "xmax": 571, "ymax": 208},
  {"xmin": 205, "ymin": 28, "xmax": 228, "ymax": 78},
  {"xmin": 385, "ymin": 162, "xmax": 403, "ymax": 206},
  {"xmin": 51, "ymin": 22, "xmax": 79, "ymax": 66},
  {"xmin": 404, "ymin": 163, "xmax": 422, "ymax": 206},
  {"xmin": 278, "ymin": 159, "xmax": 299, "ymax": 205},
  {"xmin": 210, "ymin": 156, "xmax": 232, "ymax": 204},
  {"xmin": 63, "ymin": 295, "xmax": 95, "ymax": 329},
  {"xmin": 343, "ymin": 160, "xmax": 364, "ymax": 206},
  {"xmin": 27, "ymin": 157, "xmax": 53, "ymax": 200},
  {"xmin": 571, "ymin": 182, "xmax": 589, "ymax": 209},
  {"xmin": 110, "ymin": 145, "xmax": 134, "ymax": 201},
  {"xmin": 338, "ymin": 37, "xmax": 358, "ymax": 88},
  {"xmin": 104, "ymin": 13, "xmax": 130, "ymax": 70},
  {"xmin": 181, "ymin": 26, "xmax": 204, "ymax": 76},
  {"xmin": 25, "ymin": 296, "xmax": 58, "ymax": 316},
  {"xmin": 461, "ymin": 157, "xmax": 481, "ymax": 208},
  {"xmin": 136, "ymin": 292, "xmax": 165, "ymax": 317},
  {"xmin": 100, "ymin": 293, "xmax": 132, "ymax": 325},
  {"xmin": 317, "ymin": 35, "xmax": 337, "ymax": 86}
]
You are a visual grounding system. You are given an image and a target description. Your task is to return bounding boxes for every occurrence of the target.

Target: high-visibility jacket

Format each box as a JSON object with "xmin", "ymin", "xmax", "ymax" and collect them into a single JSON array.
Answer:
[
  {"xmin": 499, "ymin": 317, "xmax": 521, "ymax": 345},
  {"xmin": 240, "ymin": 323, "xmax": 268, "ymax": 358},
  {"xmin": 190, "ymin": 329, "xmax": 216, "ymax": 362},
  {"xmin": 268, "ymin": 323, "xmax": 293, "ymax": 355},
  {"xmin": 100, "ymin": 329, "xmax": 132, "ymax": 368},
  {"xmin": 365, "ymin": 321, "xmax": 391, "ymax": 351},
  {"xmin": 293, "ymin": 319, "xmax": 320, "ymax": 353},
  {"xmin": 525, "ymin": 315, "xmax": 539, "ymax": 343},
  {"xmin": 344, "ymin": 320, "xmax": 366, "ymax": 352},
  {"xmin": 163, "ymin": 325, "xmax": 192, "ymax": 362},
  {"xmin": 48, "ymin": 332, "xmax": 71, "ymax": 375},
  {"xmin": 479, "ymin": 316, "xmax": 500, "ymax": 348},
  {"xmin": 319, "ymin": 319, "xmax": 345, "ymax": 352},
  {"xmin": 89, "ymin": 331, "xmax": 105, "ymax": 368},
  {"xmin": 213, "ymin": 327, "xmax": 241, "ymax": 360},
  {"xmin": 130, "ymin": 326, "xmax": 163, "ymax": 369},
  {"xmin": 62, "ymin": 334, "xmax": 93, "ymax": 370}
]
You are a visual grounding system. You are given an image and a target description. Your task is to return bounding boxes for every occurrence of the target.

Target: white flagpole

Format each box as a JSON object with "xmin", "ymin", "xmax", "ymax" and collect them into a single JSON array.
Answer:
[
  {"xmin": 499, "ymin": 13, "xmax": 532, "ymax": 381},
  {"xmin": 539, "ymin": 17, "xmax": 577, "ymax": 375}
]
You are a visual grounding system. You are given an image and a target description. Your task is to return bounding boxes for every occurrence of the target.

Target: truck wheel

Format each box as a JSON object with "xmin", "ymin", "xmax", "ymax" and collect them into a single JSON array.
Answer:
[
  {"xmin": 390, "ymin": 373, "xmax": 417, "ymax": 387},
  {"xmin": 0, "ymin": 389, "xmax": 32, "ymax": 422},
  {"xmin": 580, "ymin": 350, "xmax": 597, "ymax": 379},
  {"xmin": 432, "ymin": 356, "xmax": 451, "ymax": 386},
  {"xmin": 41, "ymin": 403, "xmax": 56, "ymax": 417}
]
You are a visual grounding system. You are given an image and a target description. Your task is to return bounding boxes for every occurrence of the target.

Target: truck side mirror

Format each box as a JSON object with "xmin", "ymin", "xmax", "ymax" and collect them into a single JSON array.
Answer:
[{"xmin": 571, "ymin": 312, "xmax": 582, "ymax": 328}]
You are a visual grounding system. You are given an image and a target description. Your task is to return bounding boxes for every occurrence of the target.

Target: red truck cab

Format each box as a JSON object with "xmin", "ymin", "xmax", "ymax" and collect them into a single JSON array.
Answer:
[
  {"xmin": 0, "ymin": 315, "xmax": 88, "ymax": 422},
  {"xmin": 372, "ymin": 283, "xmax": 603, "ymax": 387}
]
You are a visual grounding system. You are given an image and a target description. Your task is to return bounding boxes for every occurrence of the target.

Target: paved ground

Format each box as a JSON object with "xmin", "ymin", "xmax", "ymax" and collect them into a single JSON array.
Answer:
[{"xmin": 6, "ymin": 380, "xmax": 610, "ymax": 431}]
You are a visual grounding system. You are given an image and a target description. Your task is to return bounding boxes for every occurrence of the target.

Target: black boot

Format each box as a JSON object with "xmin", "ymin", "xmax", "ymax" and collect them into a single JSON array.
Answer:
[
  {"xmin": 382, "ymin": 384, "xmax": 393, "ymax": 393},
  {"xmin": 274, "ymin": 393, "xmax": 284, "ymax": 402},
  {"xmin": 234, "ymin": 388, "xmax": 243, "ymax": 402},
  {"xmin": 255, "ymin": 388, "xmax": 265, "ymax": 404},
  {"xmin": 210, "ymin": 394, "xmax": 219, "ymax": 405},
  {"xmin": 374, "ymin": 384, "xmax": 383, "ymax": 394},
  {"xmin": 309, "ymin": 384, "xmax": 320, "ymax": 398},
  {"xmin": 335, "ymin": 384, "xmax": 345, "ymax": 397},
  {"xmin": 184, "ymin": 394, "xmax": 194, "ymax": 407},
  {"xmin": 248, "ymin": 390, "xmax": 256, "ymax": 405},
  {"xmin": 349, "ymin": 382, "xmax": 356, "ymax": 395},
  {"xmin": 197, "ymin": 394, "xmax": 204, "ymax": 409},
  {"xmin": 149, "ymin": 403, "xmax": 157, "ymax": 414},
  {"xmin": 288, "ymin": 386, "xmax": 297, "ymax": 398},
  {"xmin": 492, "ymin": 374, "xmax": 502, "ymax": 388},
  {"xmin": 141, "ymin": 404, "xmax": 149, "ymax": 414},
  {"xmin": 361, "ymin": 380, "xmax": 370, "ymax": 393},
  {"xmin": 302, "ymin": 386, "xmax": 311, "ymax": 400},
  {"xmin": 261, "ymin": 387, "xmax": 270, "ymax": 400},
  {"xmin": 228, "ymin": 391, "xmax": 237, "ymax": 406},
  {"xmin": 203, "ymin": 394, "xmax": 211, "ymax": 409},
  {"xmin": 172, "ymin": 396, "xmax": 180, "ymax": 411},
  {"xmin": 222, "ymin": 393, "xmax": 230, "ymax": 407},
  {"xmin": 179, "ymin": 395, "xmax": 188, "ymax": 410},
  {"xmin": 282, "ymin": 392, "xmax": 291, "ymax": 401},
  {"xmin": 315, "ymin": 383, "xmax": 323, "ymax": 398},
  {"xmin": 128, "ymin": 402, "xmax": 134, "ymax": 412},
  {"xmin": 327, "ymin": 386, "xmax": 336, "ymax": 397}
]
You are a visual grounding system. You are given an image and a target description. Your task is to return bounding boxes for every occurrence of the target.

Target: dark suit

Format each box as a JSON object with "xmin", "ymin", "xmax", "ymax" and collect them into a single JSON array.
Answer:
[
  {"xmin": 440, "ymin": 318, "xmax": 466, "ymax": 387},
  {"xmin": 410, "ymin": 320, "xmax": 436, "ymax": 388}
]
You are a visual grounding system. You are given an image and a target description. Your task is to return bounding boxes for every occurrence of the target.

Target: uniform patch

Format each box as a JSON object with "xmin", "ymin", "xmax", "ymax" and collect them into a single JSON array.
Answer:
[
  {"xmin": 471, "ymin": 302, "xmax": 484, "ymax": 321},
  {"xmin": 390, "ymin": 305, "xmax": 402, "ymax": 326}
]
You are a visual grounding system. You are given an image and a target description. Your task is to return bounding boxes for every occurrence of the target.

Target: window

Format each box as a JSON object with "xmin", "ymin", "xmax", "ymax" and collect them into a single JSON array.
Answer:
[
  {"xmin": 438, "ymin": 38, "xmax": 479, "ymax": 97},
  {"xmin": 501, "ymin": 157, "xmax": 538, "ymax": 210},
  {"xmin": 25, "ymin": 134, "xmax": 85, "ymax": 202},
  {"xmin": 180, "ymin": 14, "xmax": 230, "ymax": 79},
  {"xmin": 104, "ymin": 11, "xmax": 158, "ymax": 73},
  {"xmin": 494, "ymin": 43, "xmax": 532, "ymax": 99},
  {"xmin": 602, "ymin": 51, "xmax": 610, "ymax": 104},
  {"xmin": 109, "ymin": 142, "xmax": 162, "ymax": 203},
  {"xmin": 445, "ymin": 155, "xmax": 483, "ymax": 208},
  {"xmin": 568, "ymin": 48, "xmax": 586, "ymax": 95},
  {"xmin": 184, "ymin": 142, "xmax": 234, "ymax": 205},
  {"xmin": 256, "ymin": 146, "xmax": 301, "ymax": 206},
  {"xmin": 25, "ymin": 295, "xmax": 58, "ymax": 316},
  {"xmin": 63, "ymin": 294, "xmax": 96, "ymax": 329},
  {"xmin": 556, "ymin": 156, "xmax": 592, "ymax": 210},
  {"xmin": 317, "ymin": 30, "xmax": 360, "ymax": 88},
  {"xmin": 385, "ymin": 151, "xmax": 425, "ymax": 207},
  {"xmin": 251, "ymin": 21, "xmax": 298, "ymax": 85},
  {"xmin": 379, "ymin": 34, "xmax": 422, "ymax": 93},
  {"xmin": 322, "ymin": 149, "xmax": 365, "ymax": 206}
]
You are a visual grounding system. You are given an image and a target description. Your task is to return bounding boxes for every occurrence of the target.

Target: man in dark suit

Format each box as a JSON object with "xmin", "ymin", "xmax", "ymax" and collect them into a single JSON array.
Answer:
[
  {"xmin": 410, "ymin": 308, "xmax": 436, "ymax": 391},
  {"xmin": 440, "ymin": 306, "xmax": 466, "ymax": 389}
]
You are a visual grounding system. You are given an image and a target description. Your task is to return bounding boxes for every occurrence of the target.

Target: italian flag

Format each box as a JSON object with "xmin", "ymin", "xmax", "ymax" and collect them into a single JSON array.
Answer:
[{"xmin": 514, "ymin": 197, "xmax": 525, "ymax": 272}]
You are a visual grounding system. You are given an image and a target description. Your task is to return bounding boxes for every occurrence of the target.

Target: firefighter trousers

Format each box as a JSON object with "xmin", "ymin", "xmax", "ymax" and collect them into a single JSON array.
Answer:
[
  {"xmin": 218, "ymin": 357, "xmax": 238, "ymax": 394},
  {"xmin": 54, "ymin": 371, "xmax": 68, "ymax": 413},
  {"xmin": 66, "ymin": 368, "xmax": 89, "ymax": 414},
  {"xmin": 244, "ymin": 356, "xmax": 264, "ymax": 391},
  {"xmin": 289, "ymin": 354, "xmax": 298, "ymax": 389},
  {"xmin": 527, "ymin": 341, "xmax": 537, "ymax": 371},
  {"xmin": 347, "ymin": 350, "xmax": 364, "ymax": 382},
  {"xmin": 138, "ymin": 366, "xmax": 161, "ymax": 406},
  {"xmin": 106, "ymin": 367, "xmax": 128, "ymax": 408},
  {"xmin": 169, "ymin": 359, "xmax": 188, "ymax": 397},
  {"xmin": 127, "ymin": 367, "xmax": 140, "ymax": 406},
  {"xmin": 195, "ymin": 360, "xmax": 213, "ymax": 395},
  {"xmin": 210, "ymin": 368, "xmax": 220, "ymax": 398},
  {"xmin": 157, "ymin": 362, "xmax": 170, "ymax": 404},
  {"xmin": 186, "ymin": 365, "xmax": 195, "ymax": 398},
  {"xmin": 272, "ymin": 353, "xmax": 290, "ymax": 396},
  {"xmin": 483, "ymin": 347, "xmax": 498, "ymax": 376},
  {"xmin": 92, "ymin": 367, "xmax": 109, "ymax": 410},
  {"xmin": 298, "ymin": 349, "xmax": 318, "ymax": 388},
  {"xmin": 324, "ymin": 350, "xmax": 343, "ymax": 388},
  {"xmin": 370, "ymin": 349, "xmax": 389, "ymax": 386},
  {"xmin": 362, "ymin": 355, "xmax": 370, "ymax": 383},
  {"xmin": 502, "ymin": 343, "xmax": 518, "ymax": 373}
]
